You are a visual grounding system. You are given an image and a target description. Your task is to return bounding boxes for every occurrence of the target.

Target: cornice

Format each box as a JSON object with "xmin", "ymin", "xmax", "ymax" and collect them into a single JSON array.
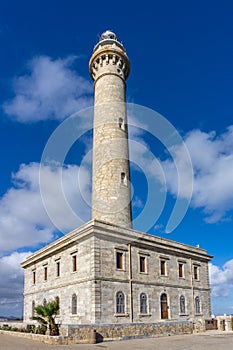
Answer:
[{"xmin": 21, "ymin": 219, "xmax": 213, "ymax": 269}]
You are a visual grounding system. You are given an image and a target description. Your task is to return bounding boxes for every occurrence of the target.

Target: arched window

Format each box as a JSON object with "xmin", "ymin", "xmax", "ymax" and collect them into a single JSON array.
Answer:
[
  {"xmin": 116, "ymin": 291, "xmax": 125, "ymax": 314},
  {"xmin": 180, "ymin": 295, "xmax": 185, "ymax": 314},
  {"xmin": 32, "ymin": 300, "xmax": 35, "ymax": 317},
  {"xmin": 195, "ymin": 296, "xmax": 200, "ymax": 314},
  {"xmin": 140, "ymin": 293, "xmax": 147, "ymax": 314},
  {"xmin": 72, "ymin": 294, "xmax": 77, "ymax": 315},
  {"xmin": 55, "ymin": 296, "xmax": 60, "ymax": 315},
  {"xmin": 43, "ymin": 298, "xmax": 47, "ymax": 306}
]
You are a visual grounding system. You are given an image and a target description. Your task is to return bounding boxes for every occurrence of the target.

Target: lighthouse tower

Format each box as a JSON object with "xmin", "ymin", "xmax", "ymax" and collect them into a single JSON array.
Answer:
[{"xmin": 89, "ymin": 30, "xmax": 132, "ymax": 228}]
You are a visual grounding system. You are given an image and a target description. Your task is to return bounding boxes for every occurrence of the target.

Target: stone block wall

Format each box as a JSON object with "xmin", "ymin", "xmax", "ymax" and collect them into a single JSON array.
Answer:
[
  {"xmin": 23, "ymin": 234, "xmax": 95, "ymax": 323},
  {"xmin": 94, "ymin": 230, "xmax": 211, "ymax": 324},
  {"xmin": 63, "ymin": 320, "xmax": 193, "ymax": 343}
]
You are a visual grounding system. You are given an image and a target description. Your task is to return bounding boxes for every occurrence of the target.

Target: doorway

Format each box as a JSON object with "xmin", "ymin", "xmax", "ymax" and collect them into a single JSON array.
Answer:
[{"xmin": 161, "ymin": 293, "xmax": 168, "ymax": 319}]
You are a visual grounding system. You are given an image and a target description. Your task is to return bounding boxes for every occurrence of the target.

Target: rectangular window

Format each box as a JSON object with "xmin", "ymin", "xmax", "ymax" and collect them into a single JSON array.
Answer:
[
  {"xmin": 119, "ymin": 117, "xmax": 124, "ymax": 129},
  {"xmin": 160, "ymin": 260, "xmax": 166, "ymax": 275},
  {"xmin": 56, "ymin": 261, "xmax": 60, "ymax": 277},
  {"xmin": 44, "ymin": 266, "xmax": 47, "ymax": 281},
  {"xmin": 121, "ymin": 172, "xmax": 127, "ymax": 186},
  {"xmin": 72, "ymin": 255, "xmax": 77, "ymax": 272},
  {"xmin": 33, "ymin": 271, "xmax": 36, "ymax": 285},
  {"xmin": 179, "ymin": 263, "xmax": 184, "ymax": 278},
  {"xmin": 116, "ymin": 252, "xmax": 123, "ymax": 269},
  {"xmin": 140, "ymin": 256, "xmax": 146, "ymax": 273},
  {"xmin": 194, "ymin": 266, "xmax": 199, "ymax": 280}
]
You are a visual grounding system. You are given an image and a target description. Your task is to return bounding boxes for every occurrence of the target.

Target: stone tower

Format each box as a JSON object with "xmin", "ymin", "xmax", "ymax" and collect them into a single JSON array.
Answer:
[{"xmin": 89, "ymin": 30, "xmax": 132, "ymax": 228}]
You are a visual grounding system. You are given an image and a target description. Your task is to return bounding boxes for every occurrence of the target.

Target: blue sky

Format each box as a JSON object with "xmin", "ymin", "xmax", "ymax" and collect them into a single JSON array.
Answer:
[{"xmin": 1, "ymin": 0, "xmax": 233, "ymax": 317}]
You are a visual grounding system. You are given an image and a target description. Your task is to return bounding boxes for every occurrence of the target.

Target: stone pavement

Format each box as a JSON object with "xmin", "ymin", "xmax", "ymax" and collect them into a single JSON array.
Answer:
[{"xmin": 1, "ymin": 331, "xmax": 233, "ymax": 350}]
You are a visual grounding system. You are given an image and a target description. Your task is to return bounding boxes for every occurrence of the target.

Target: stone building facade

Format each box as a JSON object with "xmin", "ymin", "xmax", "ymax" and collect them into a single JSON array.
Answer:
[
  {"xmin": 21, "ymin": 31, "xmax": 212, "ymax": 339},
  {"xmin": 22, "ymin": 220, "xmax": 212, "ymax": 327}
]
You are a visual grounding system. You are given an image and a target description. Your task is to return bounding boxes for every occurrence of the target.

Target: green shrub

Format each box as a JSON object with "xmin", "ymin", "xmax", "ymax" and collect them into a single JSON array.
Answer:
[
  {"xmin": 26, "ymin": 324, "xmax": 36, "ymax": 333},
  {"xmin": 19, "ymin": 327, "xmax": 27, "ymax": 333},
  {"xmin": 2, "ymin": 324, "xmax": 12, "ymax": 331},
  {"xmin": 36, "ymin": 324, "xmax": 47, "ymax": 335},
  {"xmin": 12, "ymin": 327, "xmax": 19, "ymax": 332}
]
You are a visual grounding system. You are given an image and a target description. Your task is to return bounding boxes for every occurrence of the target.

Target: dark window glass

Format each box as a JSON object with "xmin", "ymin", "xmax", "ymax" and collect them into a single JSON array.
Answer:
[
  {"xmin": 57, "ymin": 261, "xmax": 60, "ymax": 277},
  {"xmin": 140, "ymin": 256, "xmax": 146, "ymax": 273},
  {"xmin": 44, "ymin": 267, "xmax": 47, "ymax": 281},
  {"xmin": 72, "ymin": 255, "xmax": 77, "ymax": 272},
  {"xmin": 119, "ymin": 117, "xmax": 123, "ymax": 129},
  {"xmin": 161, "ymin": 260, "xmax": 166, "ymax": 275},
  {"xmin": 179, "ymin": 263, "xmax": 183, "ymax": 278},
  {"xmin": 33, "ymin": 271, "xmax": 36, "ymax": 284},
  {"xmin": 121, "ymin": 172, "xmax": 127, "ymax": 186},
  {"xmin": 116, "ymin": 252, "xmax": 123, "ymax": 269},
  {"xmin": 194, "ymin": 266, "xmax": 198, "ymax": 280}
]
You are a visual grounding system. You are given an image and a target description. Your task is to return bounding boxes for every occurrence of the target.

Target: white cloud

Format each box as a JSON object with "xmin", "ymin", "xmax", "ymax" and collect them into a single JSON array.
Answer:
[
  {"xmin": 132, "ymin": 196, "xmax": 144, "ymax": 208},
  {"xmin": 0, "ymin": 162, "xmax": 91, "ymax": 252},
  {"xmin": 0, "ymin": 252, "xmax": 31, "ymax": 317},
  {"xmin": 158, "ymin": 126, "xmax": 233, "ymax": 223},
  {"xmin": 209, "ymin": 260, "xmax": 233, "ymax": 298},
  {"xmin": 3, "ymin": 55, "xmax": 93, "ymax": 122},
  {"xmin": 0, "ymin": 161, "xmax": 91, "ymax": 316},
  {"xmin": 154, "ymin": 224, "xmax": 164, "ymax": 232}
]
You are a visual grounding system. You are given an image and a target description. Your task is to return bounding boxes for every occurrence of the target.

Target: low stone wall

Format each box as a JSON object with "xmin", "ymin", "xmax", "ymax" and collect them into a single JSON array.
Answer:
[
  {"xmin": 0, "ymin": 321, "xmax": 193, "ymax": 345},
  {"xmin": 0, "ymin": 329, "xmax": 68, "ymax": 345},
  {"xmin": 0, "ymin": 321, "xmax": 28, "ymax": 328},
  {"xmin": 63, "ymin": 320, "xmax": 193, "ymax": 343}
]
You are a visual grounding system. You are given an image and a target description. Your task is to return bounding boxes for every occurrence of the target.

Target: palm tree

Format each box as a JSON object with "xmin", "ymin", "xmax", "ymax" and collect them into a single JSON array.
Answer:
[{"xmin": 32, "ymin": 299, "xmax": 59, "ymax": 336}]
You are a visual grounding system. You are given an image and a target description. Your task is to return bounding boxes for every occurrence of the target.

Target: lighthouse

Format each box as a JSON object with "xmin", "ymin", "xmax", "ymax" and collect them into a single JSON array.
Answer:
[
  {"xmin": 89, "ymin": 30, "xmax": 132, "ymax": 228},
  {"xmin": 21, "ymin": 31, "xmax": 212, "ymax": 336}
]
